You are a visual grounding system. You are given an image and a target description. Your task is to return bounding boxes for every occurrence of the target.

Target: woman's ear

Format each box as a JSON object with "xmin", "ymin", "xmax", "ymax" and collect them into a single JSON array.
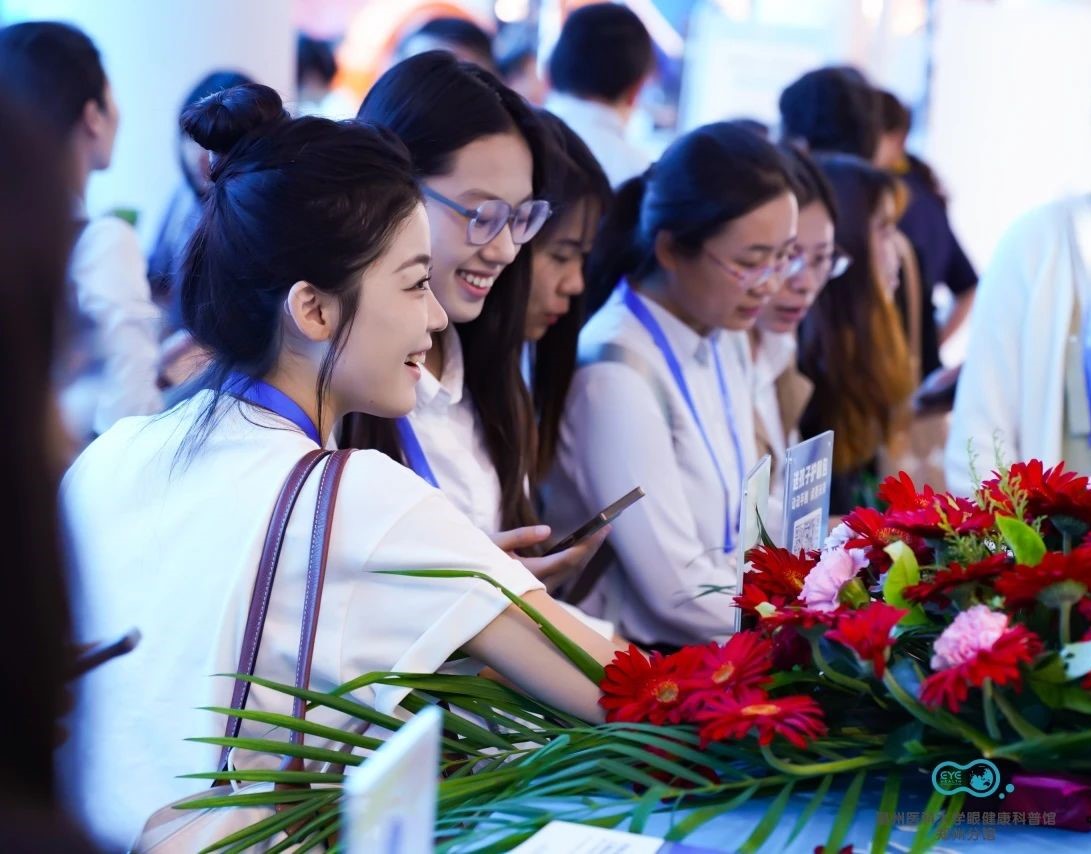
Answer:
[
  {"xmin": 284, "ymin": 281, "xmax": 338, "ymax": 342},
  {"xmin": 653, "ymin": 230, "xmax": 682, "ymax": 274}
]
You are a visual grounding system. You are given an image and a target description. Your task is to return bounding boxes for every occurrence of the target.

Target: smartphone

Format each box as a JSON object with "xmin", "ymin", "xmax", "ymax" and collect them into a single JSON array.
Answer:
[
  {"xmin": 70, "ymin": 628, "xmax": 141, "ymax": 679},
  {"xmin": 545, "ymin": 487, "xmax": 645, "ymax": 555}
]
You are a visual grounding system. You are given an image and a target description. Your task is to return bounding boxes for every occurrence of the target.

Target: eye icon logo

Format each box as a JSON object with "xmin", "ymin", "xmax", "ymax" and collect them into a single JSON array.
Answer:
[{"xmin": 931, "ymin": 759, "xmax": 1009, "ymax": 798}]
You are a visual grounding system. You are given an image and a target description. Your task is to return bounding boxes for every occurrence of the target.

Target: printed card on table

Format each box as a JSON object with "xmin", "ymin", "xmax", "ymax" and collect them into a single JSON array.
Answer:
[
  {"xmin": 343, "ymin": 704, "xmax": 442, "ymax": 854},
  {"xmin": 734, "ymin": 454, "xmax": 772, "ymax": 632},
  {"xmin": 781, "ymin": 430, "xmax": 835, "ymax": 555}
]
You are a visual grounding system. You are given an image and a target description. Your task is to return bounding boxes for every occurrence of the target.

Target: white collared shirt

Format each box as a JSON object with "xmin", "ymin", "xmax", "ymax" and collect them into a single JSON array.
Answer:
[
  {"xmin": 544, "ymin": 92, "xmax": 651, "ymax": 188},
  {"xmin": 62, "ymin": 391, "xmax": 540, "ymax": 847},
  {"xmin": 62, "ymin": 212, "xmax": 164, "ymax": 441},
  {"xmin": 548, "ymin": 287, "xmax": 758, "ymax": 647},
  {"xmin": 406, "ymin": 326, "xmax": 503, "ymax": 535}
]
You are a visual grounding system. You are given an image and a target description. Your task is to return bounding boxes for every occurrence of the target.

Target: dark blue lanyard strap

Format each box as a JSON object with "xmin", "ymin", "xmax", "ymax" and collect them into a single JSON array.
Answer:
[
  {"xmin": 225, "ymin": 373, "xmax": 321, "ymax": 446},
  {"xmin": 395, "ymin": 416, "xmax": 440, "ymax": 488},
  {"xmin": 620, "ymin": 282, "xmax": 742, "ymax": 552}
]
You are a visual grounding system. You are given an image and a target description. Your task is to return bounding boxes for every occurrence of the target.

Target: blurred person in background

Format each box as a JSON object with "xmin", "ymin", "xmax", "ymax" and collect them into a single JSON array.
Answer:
[
  {"xmin": 751, "ymin": 145, "xmax": 843, "ymax": 538},
  {"xmin": 148, "ymin": 70, "xmax": 254, "ymax": 313},
  {"xmin": 875, "ymin": 89, "xmax": 977, "ymax": 377},
  {"xmin": 0, "ymin": 91, "xmax": 95, "ymax": 852},
  {"xmin": 0, "ymin": 21, "xmax": 162, "ymax": 449},
  {"xmin": 546, "ymin": 3, "xmax": 655, "ymax": 188},
  {"xmin": 394, "ymin": 15, "xmax": 495, "ymax": 72},
  {"xmin": 498, "ymin": 37, "xmax": 547, "ymax": 106},
  {"xmin": 798, "ymin": 154, "xmax": 916, "ymax": 511},
  {"xmin": 946, "ymin": 195, "xmax": 1091, "ymax": 493},
  {"xmin": 779, "ymin": 66, "xmax": 880, "ymax": 162},
  {"xmin": 296, "ymin": 33, "xmax": 355, "ymax": 118}
]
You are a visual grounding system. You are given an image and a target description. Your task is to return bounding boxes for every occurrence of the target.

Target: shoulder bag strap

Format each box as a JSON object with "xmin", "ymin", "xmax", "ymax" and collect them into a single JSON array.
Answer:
[{"xmin": 220, "ymin": 448, "xmax": 331, "ymax": 769}]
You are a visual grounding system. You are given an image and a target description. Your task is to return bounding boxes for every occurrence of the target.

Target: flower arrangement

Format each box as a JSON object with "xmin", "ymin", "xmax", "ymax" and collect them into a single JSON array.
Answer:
[{"xmin": 187, "ymin": 459, "xmax": 1091, "ymax": 852}]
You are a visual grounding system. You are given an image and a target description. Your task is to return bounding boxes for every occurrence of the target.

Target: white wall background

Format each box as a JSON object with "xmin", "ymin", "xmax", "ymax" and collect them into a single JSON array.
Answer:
[{"xmin": 0, "ymin": 0, "xmax": 295, "ymax": 247}]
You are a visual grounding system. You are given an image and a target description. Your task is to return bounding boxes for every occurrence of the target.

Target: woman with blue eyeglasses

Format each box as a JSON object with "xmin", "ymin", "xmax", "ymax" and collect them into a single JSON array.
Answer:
[
  {"xmin": 343, "ymin": 51, "xmax": 614, "ymax": 603},
  {"xmin": 545, "ymin": 122, "xmax": 800, "ymax": 649}
]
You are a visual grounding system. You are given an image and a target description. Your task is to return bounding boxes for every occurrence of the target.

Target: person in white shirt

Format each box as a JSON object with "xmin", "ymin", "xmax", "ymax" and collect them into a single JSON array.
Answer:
[
  {"xmin": 0, "ymin": 22, "xmax": 163, "ymax": 447},
  {"xmin": 548, "ymin": 122, "xmax": 799, "ymax": 648},
  {"xmin": 751, "ymin": 145, "xmax": 846, "ymax": 540},
  {"xmin": 61, "ymin": 83, "xmax": 616, "ymax": 850},
  {"xmin": 946, "ymin": 195, "xmax": 1091, "ymax": 493},
  {"xmin": 344, "ymin": 52, "xmax": 608, "ymax": 588},
  {"xmin": 544, "ymin": 3, "xmax": 654, "ymax": 188}
]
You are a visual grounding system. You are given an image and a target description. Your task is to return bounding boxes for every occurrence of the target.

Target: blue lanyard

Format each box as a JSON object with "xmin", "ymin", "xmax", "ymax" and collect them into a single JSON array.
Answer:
[
  {"xmin": 224, "ymin": 373, "xmax": 321, "ymax": 445},
  {"xmin": 395, "ymin": 416, "xmax": 440, "ymax": 488},
  {"xmin": 621, "ymin": 282, "xmax": 745, "ymax": 551}
]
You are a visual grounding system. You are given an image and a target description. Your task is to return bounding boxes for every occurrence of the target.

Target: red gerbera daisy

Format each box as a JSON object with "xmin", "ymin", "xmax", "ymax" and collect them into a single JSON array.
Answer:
[
  {"xmin": 983, "ymin": 460, "xmax": 1091, "ymax": 524},
  {"xmin": 760, "ymin": 604, "xmax": 841, "ymax": 632},
  {"xmin": 684, "ymin": 632, "xmax": 773, "ymax": 695},
  {"xmin": 994, "ymin": 546, "xmax": 1091, "ymax": 608},
  {"xmin": 919, "ymin": 606, "xmax": 1042, "ymax": 712},
  {"xmin": 687, "ymin": 688, "xmax": 827, "ymax": 748},
  {"xmin": 825, "ymin": 602, "xmax": 907, "ymax": 678},
  {"xmin": 599, "ymin": 645, "xmax": 702, "ymax": 724},
  {"xmin": 902, "ymin": 554, "xmax": 1011, "ymax": 604},
  {"xmin": 842, "ymin": 507, "xmax": 928, "ymax": 570},
  {"xmin": 885, "ymin": 493, "xmax": 995, "ymax": 540},
  {"xmin": 878, "ymin": 471, "xmax": 936, "ymax": 512}
]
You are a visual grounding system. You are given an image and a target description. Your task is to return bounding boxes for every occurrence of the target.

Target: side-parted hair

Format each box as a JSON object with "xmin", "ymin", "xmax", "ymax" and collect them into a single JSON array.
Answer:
[
  {"xmin": 176, "ymin": 83, "xmax": 421, "ymax": 449},
  {"xmin": 346, "ymin": 51, "xmax": 550, "ymax": 531},
  {"xmin": 532, "ymin": 110, "xmax": 612, "ymax": 481},
  {"xmin": 585, "ymin": 120, "xmax": 794, "ymax": 316}
]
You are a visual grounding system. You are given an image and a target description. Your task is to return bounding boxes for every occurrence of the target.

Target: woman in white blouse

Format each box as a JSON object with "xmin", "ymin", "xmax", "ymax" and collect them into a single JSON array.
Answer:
[
  {"xmin": 0, "ymin": 22, "xmax": 163, "ymax": 447},
  {"xmin": 548, "ymin": 122, "xmax": 800, "ymax": 648},
  {"xmin": 61, "ymin": 84, "xmax": 616, "ymax": 849},
  {"xmin": 343, "ymin": 53, "xmax": 606, "ymax": 584}
]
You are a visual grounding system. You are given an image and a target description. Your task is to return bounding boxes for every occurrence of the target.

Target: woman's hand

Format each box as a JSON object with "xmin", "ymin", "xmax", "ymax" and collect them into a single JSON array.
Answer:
[{"xmin": 490, "ymin": 524, "xmax": 611, "ymax": 589}]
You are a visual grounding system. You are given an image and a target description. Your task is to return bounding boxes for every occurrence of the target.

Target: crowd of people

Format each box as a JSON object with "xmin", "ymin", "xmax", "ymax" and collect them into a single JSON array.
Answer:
[{"xmin": 2, "ymin": 4, "xmax": 1078, "ymax": 850}]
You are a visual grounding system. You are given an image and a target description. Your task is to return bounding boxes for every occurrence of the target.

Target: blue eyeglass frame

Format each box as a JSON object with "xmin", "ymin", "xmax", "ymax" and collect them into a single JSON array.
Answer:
[{"xmin": 422, "ymin": 186, "xmax": 552, "ymax": 245}]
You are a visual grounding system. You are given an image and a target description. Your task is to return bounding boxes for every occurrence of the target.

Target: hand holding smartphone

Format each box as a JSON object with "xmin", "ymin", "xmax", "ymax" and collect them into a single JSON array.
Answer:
[{"xmin": 545, "ymin": 487, "xmax": 645, "ymax": 556}]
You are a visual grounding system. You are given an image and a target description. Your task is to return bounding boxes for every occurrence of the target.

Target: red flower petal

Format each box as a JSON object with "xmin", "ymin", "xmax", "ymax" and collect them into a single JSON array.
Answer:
[
  {"xmin": 825, "ymin": 602, "xmax": 907, "ymax": 678},
  {"xmin": 919, "ymin": 626, "xmax": 1042, "ymax": 712}
]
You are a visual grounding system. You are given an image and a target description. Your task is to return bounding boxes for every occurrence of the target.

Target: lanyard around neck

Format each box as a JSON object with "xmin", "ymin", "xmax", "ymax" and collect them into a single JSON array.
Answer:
[
  {"xmin": 396, "ymin": 416, "xmax": 440, "ymax": 488},
  {"xmin": 225, "ymin": 373, "xmax": 321, "ymax": 446},
  {"xmin": 620, "ymin": 281, "xmax": 745, "ymax": 551}
]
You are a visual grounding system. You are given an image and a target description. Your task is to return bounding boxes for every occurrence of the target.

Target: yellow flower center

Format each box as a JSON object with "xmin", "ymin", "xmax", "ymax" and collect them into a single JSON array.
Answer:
[
  {"xmin": 712, "ymin": 663, "xmax": 736, "ymax": 684},
  {"xmin": 654, "ymin": 681, "xmax": 679, "ymax": 703},
  {"xmin": 742, "ymin": 703, "xmax": 780, "ymax": 716}
]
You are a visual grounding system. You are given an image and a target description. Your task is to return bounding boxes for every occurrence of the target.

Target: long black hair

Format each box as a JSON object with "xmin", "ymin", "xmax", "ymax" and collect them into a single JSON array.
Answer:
[
  {"xmin": 175, "ymin": 83, "xmax": 421, "ymax": 450},
  {"xmin": 532, "ymin": 110, "xmax": 612, "ymax": 481},
  {"xmin": 0, "ymin": 92, "xmax": 78, "ymax": 807},
  {"xmin": 797, "ymin": 154, "xmax": 914, "ymax": 474},
  {"xmin": 584, "ymin": 120, "xmax": 795, "ymax": 316},
  {"xmin": 345, "ymin": 51, "xmax": 550, "ymax": 531}
]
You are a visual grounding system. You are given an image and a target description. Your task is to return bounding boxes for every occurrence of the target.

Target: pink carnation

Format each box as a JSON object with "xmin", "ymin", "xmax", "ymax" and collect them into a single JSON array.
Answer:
[
  {"xmin": 930, "ymin": 605, "xmax": 1009, "ymax": 670},
  {"xmin": 799, "ymin": 548, "xmax": 859, "ymax": 612}
]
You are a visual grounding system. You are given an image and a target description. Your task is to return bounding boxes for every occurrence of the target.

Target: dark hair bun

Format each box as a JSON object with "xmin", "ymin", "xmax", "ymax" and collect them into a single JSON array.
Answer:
[{"xmin": 180, "ymin": 82, "xmax": 287, "ymax": 155}]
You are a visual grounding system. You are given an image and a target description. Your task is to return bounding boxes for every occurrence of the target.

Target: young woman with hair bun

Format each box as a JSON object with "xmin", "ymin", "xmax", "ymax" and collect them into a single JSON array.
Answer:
[{"xmin": 61, "ymin": 82, "xmax": 616, "ymax": 848}]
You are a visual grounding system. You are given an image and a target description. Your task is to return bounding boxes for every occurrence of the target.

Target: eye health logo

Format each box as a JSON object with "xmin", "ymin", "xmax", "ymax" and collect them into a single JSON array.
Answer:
[{"xmin": 931, "ymin": 759, "xmax": 1015, "ymax": 799}]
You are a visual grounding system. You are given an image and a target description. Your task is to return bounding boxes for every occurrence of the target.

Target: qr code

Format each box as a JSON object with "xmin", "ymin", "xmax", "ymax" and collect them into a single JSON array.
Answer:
[{"xmin": 791, "ymin": 508, "xmax": 823, "ymax": 554}]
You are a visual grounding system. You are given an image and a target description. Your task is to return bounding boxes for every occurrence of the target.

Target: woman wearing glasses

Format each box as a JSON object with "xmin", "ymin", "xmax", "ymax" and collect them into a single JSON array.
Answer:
[
  {"xmin": 751, "ymin": 145, "xmax": 847, "ymax": 540},
  {"xmin": 343, "ymin": 52, "xmax": 609, "ymax": 587},
  {"xmin": 797, "ymin": 154, "xmax": 916, "ymax": 513},
  {"xmin": 546, "ymin": 122, "xmax": 799, "ymax": 649}
]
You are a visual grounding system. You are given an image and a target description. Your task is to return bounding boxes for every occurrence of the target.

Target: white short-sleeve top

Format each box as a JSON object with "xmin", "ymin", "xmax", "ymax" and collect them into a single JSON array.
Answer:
[{"xmin": 61, "ymin": 390, "xmax": 541, "ymax": 848}]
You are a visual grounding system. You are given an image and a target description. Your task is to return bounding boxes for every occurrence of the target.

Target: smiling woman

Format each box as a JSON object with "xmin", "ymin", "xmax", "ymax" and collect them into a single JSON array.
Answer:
[{"xmin": 60, "ymin": 83, "xmax": 617, "ymax": 849}]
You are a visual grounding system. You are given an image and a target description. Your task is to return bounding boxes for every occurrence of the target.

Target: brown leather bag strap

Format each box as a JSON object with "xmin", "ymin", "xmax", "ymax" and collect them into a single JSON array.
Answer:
[
  {"xmin": 289, "ymin": 448, "xmax": 353, "ymax": 738},
  {"xmin": 220, "ymin": 448, "xmax": 331, "ymax": 768}
]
